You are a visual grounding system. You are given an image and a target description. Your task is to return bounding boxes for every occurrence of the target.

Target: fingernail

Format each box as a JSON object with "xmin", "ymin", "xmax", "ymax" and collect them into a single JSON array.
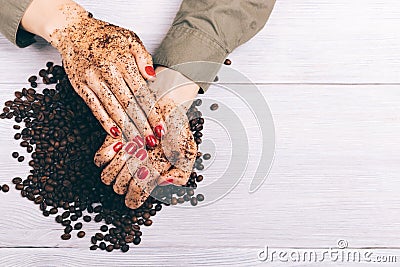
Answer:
[
  {"xmin": 124, "ymin": 142, "xmax": 138, "ymax": 155},
  {"xmin": 154, "ymin": 125, "xmax": 165, "ymax": 139},
  {"xmin": 113, "ymin": 142, "xmax": 123, "ymax": 152},
  {"xmin": 135, "ymin": 148, "xmax": 148, "ymax": 161},
  {"xmin": 159, "ymin": 178, "xmax": 174, "ymax": 186},
  {"xmin": 145, "ymin": 135, "xmax": 157, "ymax": 148},
  {"xmin": 145, "ymin": 66, "xmax": 156, "ymax": 77},
  {"xmin": 132, "ymin": 135, "xmax": 145, "ymax": 148},
  {"xmin": 137, "ymin": 166, "xmax": 149, "ymax": 180},
  {"xmin": 110, "ymin": 126, "xmax": 120, "ymax": 137}
]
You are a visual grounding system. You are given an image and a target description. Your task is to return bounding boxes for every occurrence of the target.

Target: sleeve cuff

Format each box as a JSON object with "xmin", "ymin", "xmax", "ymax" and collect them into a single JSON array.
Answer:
[
  {"xmin": 152, "ymin": 25, "xmax": 229, "ymax": 91},
  {"xmin": 1, "ymin": 0, "xmax": 36, "ymax": 47}
]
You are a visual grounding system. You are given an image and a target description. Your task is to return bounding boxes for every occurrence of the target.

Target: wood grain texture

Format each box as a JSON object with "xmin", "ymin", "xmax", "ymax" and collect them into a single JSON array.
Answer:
[
  {"xmin": 1, "ymin": 0, "xmax": 400, "ymax": 84},
  {"xmin": 1, "ymin": 0, "xmax": 400, "ymax": 266},
  {"xmin": 1, "ymin": 84, "xmax": 400, "ymax": 266}
]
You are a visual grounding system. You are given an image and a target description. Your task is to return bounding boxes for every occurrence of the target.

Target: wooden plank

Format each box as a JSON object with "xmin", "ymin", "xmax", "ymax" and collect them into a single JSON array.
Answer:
[{"xmin": 1, "ymin": 0, "xmax": 400, "ymax": 84}]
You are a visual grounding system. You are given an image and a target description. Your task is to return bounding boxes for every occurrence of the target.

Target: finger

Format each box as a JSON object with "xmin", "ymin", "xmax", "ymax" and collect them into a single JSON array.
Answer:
[
  {"xmin": 119, "ymin": 54, "xmax": 166, "ymax": 139},
  {"xmin": 113, "ymin": 164, "xmax": 133, "ymax": 195},
  {"xmin": 157, "ymin": 167, "xmax": 191, "ymax": 186},
  {"xmin": 69, "ymin": 82, "xmax": 122, "ymax": 139},
  {"xmin": 128, "ymin": 36, "xmax": 156, "ymax": 81},
  {"xmin": 94, "ymin": 135, "xmax": 122, "ymax": 167},
  {"xmin": 101, "ymin": 64, "xmax": 157, "ymax": 147},
  {"xmin": 162, "ymin": 104, "xmax": 197, "ymax": 172},
  {"xmin": 101, "ymin": 136, "xmax": 146, "ymax": 185},
  {"xmin": 86, "ymin": 67, "xmax": 139, "ymax": 139},
  {"xmin": 125, "ymin": 163, "xmax": 159, "ymax": 209}
]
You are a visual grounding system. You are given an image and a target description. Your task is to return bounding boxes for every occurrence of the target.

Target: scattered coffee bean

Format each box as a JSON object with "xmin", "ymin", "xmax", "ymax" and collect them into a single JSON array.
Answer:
[
  {"xmin": 196, "ymin": 194, "xmax": 205, "ymax": 202},
  {"xmin": 74, "ymin": 222, "xmax": 83, "ymax": 230},
  {"xmin": 99, "ymin": 242, "xmax": 106, "ymax": 250},
  {"xmin": 224, "ymin": 58, "xmax": 232, "ymax": 65},
  {"xmin": 12, "ymin": 152, "xmax": 19, "ymax": 158},
  {"xmin": 77, "ymin": 231, "xmax": 86, "ymax": 238},
  {"xmin": 61, "ymin": 233, "xmax": 71, "ymax": 240},
  {"xmin": 2, "ymin": 184, "xmax": 9, "ymax": 193},
  {"xmin": 17, "ymin": 156, "xmax": 25, "ymax": 162},
  {"xmin": 203, "ymin": 153, "xmax": 211, "ymax": 160},
  {"xmin": 190, "ymin": 197, "xmax": 198, "ymax": 206},
  {"xmin": 210, "ymin": 103, "xmax": 219, "ymax": 111},
  {"xmin": 83, "ymin": 215, "xmax": 91, "ymax": 222},
  {"xmin": 90, "ymin": 245, "xmax": 98, "ymax": 250}
]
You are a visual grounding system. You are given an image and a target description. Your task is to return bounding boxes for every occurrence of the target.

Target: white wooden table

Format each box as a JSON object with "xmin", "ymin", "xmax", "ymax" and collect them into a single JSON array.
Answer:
[{"xmin": 1, "ymin": 1, "xmax": 400, "ymax": 266}]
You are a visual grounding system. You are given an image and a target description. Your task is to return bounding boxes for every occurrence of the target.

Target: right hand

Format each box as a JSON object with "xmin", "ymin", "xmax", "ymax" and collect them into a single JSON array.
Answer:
[{"xmin": 21, "ymin": 0, "xmax": 166, "ymax": 147}]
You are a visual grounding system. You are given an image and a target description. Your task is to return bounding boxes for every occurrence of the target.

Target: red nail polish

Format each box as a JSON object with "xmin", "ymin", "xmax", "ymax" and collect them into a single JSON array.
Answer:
[
  {"xmin": 135, "ymin": 148, "xmax": 148, "ymax": 161},
  {"xmin": 113, "ymin": 142, "xmax": 123, "ymax": 152},
  {"xmin": 132, "ymin": 135, "xmax": 144, "ymax": 148},
  {"xmin": 137, "ymin": 166, "xmax": 149, "ymax": 180},
  {"xmin": 124, "ymin": 142, "xmax": 138, "ymax": 155},
  {"xmin": 154, "ymin": 125, "xmax": 165, "ymax": 139},
  {"xmin": 110, "ymin": 126, "xmax": 120, "ymax": 138},
  {"xmin": 159, "ymin": 178, "xmax": 174, "ymax": 186},
  {"xmin": 146, "ymin": 135, "xmax": 157, "ymax": 148},
  {"xmin": 145, "ymin": 66, "xmax": 156, "ymax": 77}
]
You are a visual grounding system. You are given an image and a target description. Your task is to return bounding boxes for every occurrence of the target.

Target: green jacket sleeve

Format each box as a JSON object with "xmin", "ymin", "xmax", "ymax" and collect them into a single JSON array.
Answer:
[
  {"xmin": 0, "ymin": 0, "xmax": 35, "ymax": 47},
  {"xmin": 152, "ymin": 0, "xmax": 276, "ymax": 91}
]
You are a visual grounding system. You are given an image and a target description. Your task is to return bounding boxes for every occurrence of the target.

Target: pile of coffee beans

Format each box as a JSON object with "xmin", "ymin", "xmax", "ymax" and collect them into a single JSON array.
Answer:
[{"xmin": 0, "ymin": 62, "xmax": 205, "ymax": 252}]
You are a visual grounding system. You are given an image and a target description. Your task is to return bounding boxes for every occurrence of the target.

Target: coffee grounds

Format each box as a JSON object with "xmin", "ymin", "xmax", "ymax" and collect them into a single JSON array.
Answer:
[{"xmin": 0, "ymin": 62, "xmax": 206, "ymax": 252}]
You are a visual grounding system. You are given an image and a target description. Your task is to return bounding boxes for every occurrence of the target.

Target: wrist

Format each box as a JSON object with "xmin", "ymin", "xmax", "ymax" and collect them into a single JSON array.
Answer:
[
  {"xmin": 21, "ymin": 0, "xmax": 85, "ymax": 43},
  {"xmin": 152, "ymin": 66, "xmax": 199, "ymax": 110}
]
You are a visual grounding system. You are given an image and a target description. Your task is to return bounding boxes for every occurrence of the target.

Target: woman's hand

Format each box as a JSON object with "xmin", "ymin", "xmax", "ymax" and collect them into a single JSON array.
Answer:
[
  {"xmin": 95, "ymin": 97, "xmax": 198, "ymax": 209},
  {"xmin": 21, "ymin": 0, "xmax": 165, "ymax": 146}
]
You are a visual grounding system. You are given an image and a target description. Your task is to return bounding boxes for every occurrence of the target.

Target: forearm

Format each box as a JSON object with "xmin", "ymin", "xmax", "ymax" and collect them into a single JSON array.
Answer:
[{"xmin": 21, "ymin": 0, "xmax": 84, "ymax": 42}]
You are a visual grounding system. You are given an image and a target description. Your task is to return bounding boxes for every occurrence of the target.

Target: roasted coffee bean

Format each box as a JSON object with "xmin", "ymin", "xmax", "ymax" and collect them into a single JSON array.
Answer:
[
  {"xmin": 74, "ymin": 222, "xmax": 83, "ymax": 230},
  {"xmin": 99, "ymin": 242, "xmax": 106, "ymax": 250},
  {"xmin": 95, "ymin": 233, "xmax": 104, "ymax": 241},
  {"xmin": 55, "ymin": 215, "xmax": 63, "ymax": 223},
  {"xmin": 61, "ymin": 233, "xmax": 71, "ymax": 240},
  {"xmin": 12, "ymin": 152, "xmax": 19, "ymax": 158},
  {"xmin": 15, "ymin": 184, "xmax": 24, "ymax": 190},
  {"xmin": 17, "ymin": 156, "xmax": 25, "ymax": 162},
  {"xmin": 121, "ymin": 245, "xmax": 129, "ymax": 252},
  {"xmin": 100, "ymin": 225, "xmax": 108, "ymax": 232},
  {"xmin": 39, "ymin": 69, "xmax": 47, "ymax": 77},
  {"xmin": 14, "ymin": 133, "xmax": 21, "ymax": 140},
  {"xmin": 64, "ymin": 225, "xmax": 73, "ymax": 234},
  {"xmin": 31, "ymin": 82, "xmax": 38, "ymax": 88},
  {"xmin": 2, "ymin": 184, "xmax": 9, "ymax": 192},
  {"xmin": 210, "ymin": 103, "xmax": 219, "ymax": 111},
  {"xmin": 77, "ymin": 231, "xmax": 85, "ymax": 238},
  {"xmin": 190, "ymin": 197, "xmax": 198, "ymax": 206},
  {"xmin": 224, "ymin": 58, "xmax": 232, "ymax": 65},
  {"xmin": 133, "ymin": 237, "xmax": 141, "ymax": 245},
  {"xmin": 196, "ymin": 194, "xmax": 205, "ymax": 202},
  {"xmin": 203, "ymin": 153, "xmax": 211, "ymax": 160},
  {"xmin": 83, "ymin": 215, "xmax": 91, "ymax": 222},
  {"xmin": 106, "ymin": 245, "xmax": 114, "ymax": 252},
  {"xmin": 90, "ymin": 245, "xmax": 98, "ymax": 250},
  {"xmin": 61, "ymin": 220, "xmax": 71, "ymax": 226}
]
